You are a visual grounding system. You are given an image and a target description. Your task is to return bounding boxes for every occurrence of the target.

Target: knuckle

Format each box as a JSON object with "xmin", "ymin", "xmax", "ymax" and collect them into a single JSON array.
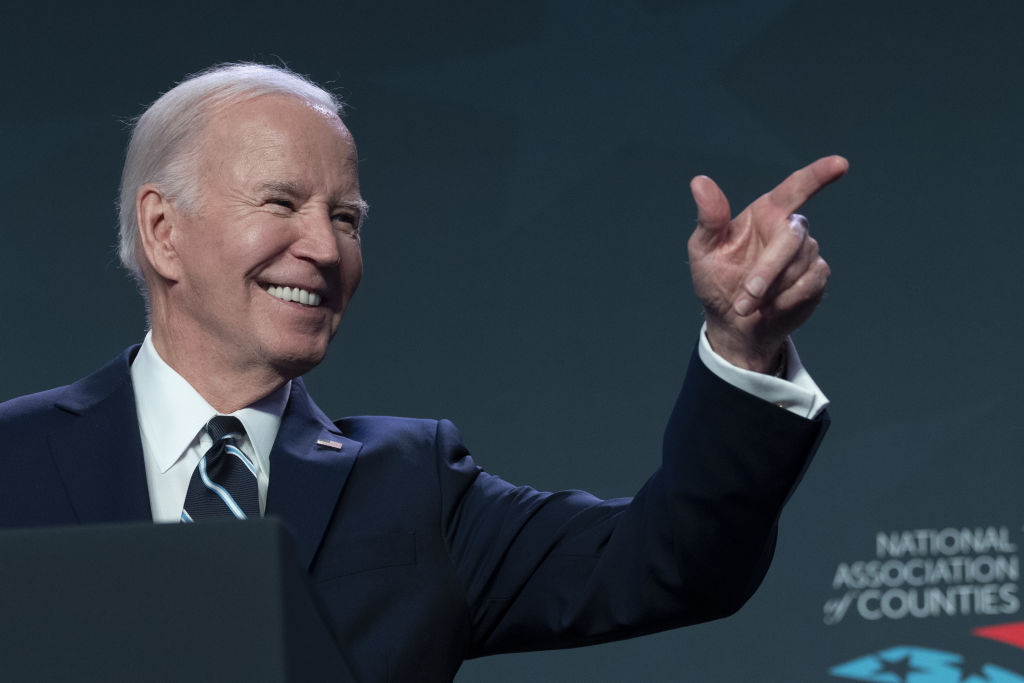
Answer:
[
  {"xmin": 796, "ymin": 261, "xmax": 829, "ymax": 293},
  {"xmin": 818, "ymin": 257, "xmax": 831, "ymax": 279},
  {"xmin": 812, "ymin": 267, "xmax": 829, "ymax": 292}
]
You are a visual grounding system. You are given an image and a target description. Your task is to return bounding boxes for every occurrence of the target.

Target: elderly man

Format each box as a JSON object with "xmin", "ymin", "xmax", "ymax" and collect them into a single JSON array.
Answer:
[{"xmin": 0, "ymin": 63, "xmax": 843, "ymax": 681}]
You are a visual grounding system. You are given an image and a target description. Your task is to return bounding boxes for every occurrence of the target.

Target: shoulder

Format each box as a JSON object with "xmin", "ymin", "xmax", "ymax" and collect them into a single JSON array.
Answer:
[
  {"xmin": 335, "ymin": 415, "xmax": 472, "ymax": 469},
  {"xmin": 0, "ymin": 347, "xmax": 138, "ymax": 436},
  {"xmin": 0, "ymin": 385, "xmax": 70, "ymax": 431},
  {"xmin": 335, "ymin": 415, "xmax": 458, "ymax": 448}
]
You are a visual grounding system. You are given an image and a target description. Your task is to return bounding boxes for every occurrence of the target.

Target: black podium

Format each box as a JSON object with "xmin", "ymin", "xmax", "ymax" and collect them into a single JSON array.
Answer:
[{"xmin": 0, "ymin": 518, "xmax": 354, "ymax": 682}]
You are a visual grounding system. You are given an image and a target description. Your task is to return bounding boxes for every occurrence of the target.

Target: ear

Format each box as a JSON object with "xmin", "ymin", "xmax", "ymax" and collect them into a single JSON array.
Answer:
[{"xmin": 136, "ymin": 184, "xmax": 183, "ymax": 282}]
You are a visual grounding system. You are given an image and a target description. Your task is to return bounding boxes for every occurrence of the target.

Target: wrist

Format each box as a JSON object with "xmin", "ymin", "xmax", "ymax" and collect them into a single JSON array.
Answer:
[{"xmin": 704, "ymin": 324, "xmax": 786, "ymax": 374}]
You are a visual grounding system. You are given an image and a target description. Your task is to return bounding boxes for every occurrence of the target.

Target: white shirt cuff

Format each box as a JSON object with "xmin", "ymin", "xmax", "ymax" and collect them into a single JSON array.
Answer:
[{"xmin": 697, "ymin": 322, "xmax": 829, "ymax": 419}]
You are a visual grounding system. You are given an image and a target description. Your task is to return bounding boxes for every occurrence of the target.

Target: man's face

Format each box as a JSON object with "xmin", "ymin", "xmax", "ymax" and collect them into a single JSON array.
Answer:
[{"xmin": 164, "ymin": 95, "xmax": 364, "ymax": 380}]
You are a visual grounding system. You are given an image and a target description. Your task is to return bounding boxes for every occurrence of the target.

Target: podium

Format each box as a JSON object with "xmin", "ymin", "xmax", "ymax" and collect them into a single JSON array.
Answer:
[{"xmin": 0, "ymin": 518, "xmax": 354, "ymax": 682}]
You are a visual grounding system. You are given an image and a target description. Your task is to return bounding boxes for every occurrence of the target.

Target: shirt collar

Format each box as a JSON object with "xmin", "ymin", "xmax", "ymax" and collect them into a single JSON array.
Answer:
[{"xmin": 129, "ymin": 331, "xmax": 290, "ymax": 475}]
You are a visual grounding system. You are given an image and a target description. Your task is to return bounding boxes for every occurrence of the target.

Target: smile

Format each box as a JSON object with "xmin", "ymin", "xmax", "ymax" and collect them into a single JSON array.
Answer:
[{"xmin": 263, "ymin": 284, "xmax": 323, "ymax": 307}]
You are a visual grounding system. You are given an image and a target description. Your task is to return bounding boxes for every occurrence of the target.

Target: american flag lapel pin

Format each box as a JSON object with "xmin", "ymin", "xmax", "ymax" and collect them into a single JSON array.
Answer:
[{"xmin": 316, "ymin": 438, "xmax": 343, "ymax": 451}]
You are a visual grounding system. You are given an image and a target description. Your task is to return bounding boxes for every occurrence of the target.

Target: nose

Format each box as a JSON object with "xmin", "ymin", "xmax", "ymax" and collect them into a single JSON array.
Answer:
[{"xmin": 294, "ymin": 208, "xmax": 342, "ymax": 267}]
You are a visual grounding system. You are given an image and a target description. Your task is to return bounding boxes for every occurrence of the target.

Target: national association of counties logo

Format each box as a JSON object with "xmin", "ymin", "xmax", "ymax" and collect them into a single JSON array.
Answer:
[
  {"xmin": 825, "ymin": 526, "xmax": 1024, "ymax": 681},
  {"xmin": 830, "ymin": 623, "xmax": 1024, "ymax": 681},
  {"xmin": 824, "ymin": 527, "xmax": 1019, "ymax": 626}
]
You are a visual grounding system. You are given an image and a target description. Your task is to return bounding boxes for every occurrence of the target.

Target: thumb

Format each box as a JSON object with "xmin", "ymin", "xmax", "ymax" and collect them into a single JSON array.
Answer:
[{"xmin": 689, "ymin": 175, "xmax": 731, "ymax": 245}]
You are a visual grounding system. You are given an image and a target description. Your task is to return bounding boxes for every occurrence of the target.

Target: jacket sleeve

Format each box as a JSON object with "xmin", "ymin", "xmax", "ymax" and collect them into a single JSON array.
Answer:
[{"xmin": 439, "ymin": 347, "xmax": 828, "ymax": 657}]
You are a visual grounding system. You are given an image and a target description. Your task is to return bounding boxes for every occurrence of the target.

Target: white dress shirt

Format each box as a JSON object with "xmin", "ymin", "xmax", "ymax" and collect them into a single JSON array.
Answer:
[{"xmin": 130, "ymin": 332, "xmax": 289, "ymax": 523}]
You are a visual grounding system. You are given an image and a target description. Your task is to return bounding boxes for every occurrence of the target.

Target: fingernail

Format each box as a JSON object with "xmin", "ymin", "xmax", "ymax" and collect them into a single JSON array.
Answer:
[
  {"xmin": 789, "ymin": 214, "xmax": 808, "ymax": 230},
  {"xmin": 745, "ymin": 276, "xmax": 766, "ymax": 297},
  {"xmin": 734, "ymin": 297, "xmax": 754, "ymax": 316}
]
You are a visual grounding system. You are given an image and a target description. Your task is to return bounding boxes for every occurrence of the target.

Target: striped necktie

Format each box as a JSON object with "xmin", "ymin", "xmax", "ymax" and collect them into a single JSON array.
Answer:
[{"xmin": 181, "ymin": 415, "xmax": 259, "ymax": 522}]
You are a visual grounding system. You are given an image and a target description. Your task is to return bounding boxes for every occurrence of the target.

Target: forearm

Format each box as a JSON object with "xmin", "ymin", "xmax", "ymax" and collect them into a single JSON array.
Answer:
[{"xmin": 455, "ymin": 348, "xmax": 828, "ymax": 656}]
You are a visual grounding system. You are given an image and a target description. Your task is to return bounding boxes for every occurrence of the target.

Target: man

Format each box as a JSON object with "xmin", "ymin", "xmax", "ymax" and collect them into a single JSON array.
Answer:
[{"xmin": 0, "ymin": 63, "xmax": 843, "ymax": 681}]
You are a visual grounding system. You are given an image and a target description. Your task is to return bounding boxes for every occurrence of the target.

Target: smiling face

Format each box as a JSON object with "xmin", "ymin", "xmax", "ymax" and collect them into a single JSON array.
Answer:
[{"xmin": 154, "ymin": 95, "xmax": 364, "ymax": 385}]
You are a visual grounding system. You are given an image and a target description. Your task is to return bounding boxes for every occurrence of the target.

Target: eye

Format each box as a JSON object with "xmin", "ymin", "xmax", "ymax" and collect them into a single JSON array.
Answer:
[
  {"xmin": 332, "ymin": 212, "xmax": 360, "ymax": 234},
  {"xmin": 267, "ymin": 198, "xmax": 295, "ymax": 211}
]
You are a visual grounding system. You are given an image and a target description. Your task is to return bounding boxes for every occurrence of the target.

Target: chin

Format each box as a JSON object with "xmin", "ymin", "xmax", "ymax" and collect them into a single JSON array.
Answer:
[
  {"xmin": 265, "ymin": 338, "xmax": 332, "ymax": 379},
  {"xmin": 270, "ymin": 354, "xmax": 325, "ymax": 380}
]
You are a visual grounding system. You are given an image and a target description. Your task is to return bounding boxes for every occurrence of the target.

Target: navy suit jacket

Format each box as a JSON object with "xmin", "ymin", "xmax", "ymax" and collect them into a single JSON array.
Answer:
[{"xmin": 0, "ymin": 346, "xmax": 827, "ymax": 682}]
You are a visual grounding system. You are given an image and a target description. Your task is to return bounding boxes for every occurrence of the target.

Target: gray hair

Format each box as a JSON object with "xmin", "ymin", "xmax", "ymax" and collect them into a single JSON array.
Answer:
[{"xmin": 117, "ymin": 62, "xmax": 343, "ymax": 290}]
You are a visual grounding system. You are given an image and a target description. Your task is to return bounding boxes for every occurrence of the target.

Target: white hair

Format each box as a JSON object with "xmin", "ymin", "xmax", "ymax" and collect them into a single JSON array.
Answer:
[{"xmin": 117, "ymin": 62, "xmax": 343, "ymax": 291}]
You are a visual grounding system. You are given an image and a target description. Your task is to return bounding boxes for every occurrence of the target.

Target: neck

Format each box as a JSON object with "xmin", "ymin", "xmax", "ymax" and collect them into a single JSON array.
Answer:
[{"xmin": 149, "ymin": 326, "xmax": 291, "ymax": 414}]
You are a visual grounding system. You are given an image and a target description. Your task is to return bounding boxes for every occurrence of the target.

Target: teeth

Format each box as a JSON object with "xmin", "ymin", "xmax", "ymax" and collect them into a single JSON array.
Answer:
[{"xmin": 265, "ymin": 285, "xmax": 322, "ymax": 307}]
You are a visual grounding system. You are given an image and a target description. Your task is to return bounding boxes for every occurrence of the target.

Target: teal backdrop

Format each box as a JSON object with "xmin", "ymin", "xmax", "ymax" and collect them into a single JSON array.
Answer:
[{"xmin": 3, "ymin": 1, "xmax": 1023, "ymax": 680}]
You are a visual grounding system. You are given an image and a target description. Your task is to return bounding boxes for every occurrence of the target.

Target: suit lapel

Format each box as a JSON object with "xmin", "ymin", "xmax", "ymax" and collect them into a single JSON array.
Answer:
[
  {"xmin": 44, "ymin": 350, "xmax": 358, "ymax": 561},
  {"xmin": 49, "ymin": 347, "xmax": 153, "ymax": 524},
  {"xmin": 266, "ymin": 378, "xmax": 361, "ymax": 569}
]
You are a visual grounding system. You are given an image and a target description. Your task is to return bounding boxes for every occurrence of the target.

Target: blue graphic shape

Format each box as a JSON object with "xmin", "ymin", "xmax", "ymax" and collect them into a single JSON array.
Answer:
[{"xmin": 829, "ymin": 645, "xmax": 1024, "ymax": 682}]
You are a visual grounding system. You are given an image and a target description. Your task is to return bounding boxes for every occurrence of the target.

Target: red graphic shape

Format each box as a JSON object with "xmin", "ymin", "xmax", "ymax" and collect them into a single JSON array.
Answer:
[{"xmin": 974, "ymin": 623, "xmax": 1024, "ymax": 650}]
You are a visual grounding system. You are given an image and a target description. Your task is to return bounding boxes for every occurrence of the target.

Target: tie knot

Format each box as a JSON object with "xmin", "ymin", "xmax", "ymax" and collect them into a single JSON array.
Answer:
[{"xmin": 206, "ymin": 415, "xmax": 245, "ymax": 443}]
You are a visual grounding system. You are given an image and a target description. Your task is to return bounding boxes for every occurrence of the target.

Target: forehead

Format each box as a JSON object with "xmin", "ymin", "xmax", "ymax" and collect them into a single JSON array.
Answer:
[{"xmin": 198, "ymin": 94, "xmax": 359, "ymax": 195}]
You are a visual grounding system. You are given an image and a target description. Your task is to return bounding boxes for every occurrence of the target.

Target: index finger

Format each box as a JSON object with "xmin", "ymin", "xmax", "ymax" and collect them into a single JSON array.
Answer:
[{"xmin": 767, "ymin": 155, "xmax": 849, "ymax": 213}]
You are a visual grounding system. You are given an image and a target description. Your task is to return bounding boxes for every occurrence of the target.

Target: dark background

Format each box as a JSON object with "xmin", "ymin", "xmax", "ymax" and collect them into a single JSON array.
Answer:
[{"xmin": 3, "ymin": 1, "xmax": 1022, "ymax": 680}]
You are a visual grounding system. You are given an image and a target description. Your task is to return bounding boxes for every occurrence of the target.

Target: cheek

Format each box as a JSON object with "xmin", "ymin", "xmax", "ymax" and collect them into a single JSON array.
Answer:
[
  {"xmin": 240, "ymin": 219, "xmax": 290, "ymax": 257},
  {"xmin": 342, "ymin": 242, "xmax": 363, "ymax": 292}
]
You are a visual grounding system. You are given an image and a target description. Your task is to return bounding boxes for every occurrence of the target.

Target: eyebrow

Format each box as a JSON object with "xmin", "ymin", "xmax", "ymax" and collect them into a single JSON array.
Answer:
[
  {"xmin": 339, "ymin": 198, "xmax": 370, "ymax": 220},
  {"xmin": 256, "ymin": 180, "xmax": 305, "ymax": 197}
]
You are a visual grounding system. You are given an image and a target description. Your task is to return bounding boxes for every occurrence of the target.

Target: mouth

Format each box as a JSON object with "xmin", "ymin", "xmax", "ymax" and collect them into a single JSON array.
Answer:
[{"xmin": 261, "ymin": 283, "xmax": 324, "ymax": 307}]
